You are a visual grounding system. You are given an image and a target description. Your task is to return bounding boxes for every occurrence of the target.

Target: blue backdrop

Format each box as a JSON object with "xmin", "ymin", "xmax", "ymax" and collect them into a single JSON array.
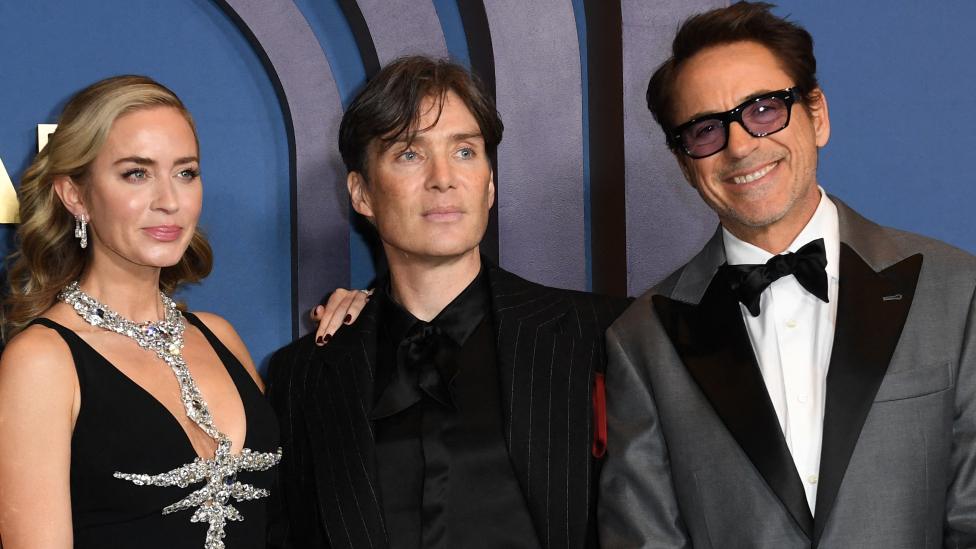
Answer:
[{"xmin": 0, "ymin": 1, "xmax": 973, "ymax": 371}]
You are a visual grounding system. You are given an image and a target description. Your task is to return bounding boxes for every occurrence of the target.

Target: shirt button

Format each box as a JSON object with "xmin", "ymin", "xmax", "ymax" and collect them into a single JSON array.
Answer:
[
  {"xmin": 807, "ymin": 474, "xmax": 819, "ymax": 485},
  {"xmin": 786, "ymin": 319, "xmax": 797, "ymax": 328},
  {"xmin": 797, "ymin": 394, "xmax": 809, "ymax": 404}
]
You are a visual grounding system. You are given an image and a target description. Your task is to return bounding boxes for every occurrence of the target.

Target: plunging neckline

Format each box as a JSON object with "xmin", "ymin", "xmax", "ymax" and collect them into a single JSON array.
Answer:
[{"xmin": 56, "ymin": 317, "xmax": 252, "ymax": 462}]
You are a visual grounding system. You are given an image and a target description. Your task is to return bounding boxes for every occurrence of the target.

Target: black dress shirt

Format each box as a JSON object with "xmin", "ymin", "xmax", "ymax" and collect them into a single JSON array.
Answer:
[{"xmin": 371, "ymin": 269, "xmax": 540, "ymax": 549}]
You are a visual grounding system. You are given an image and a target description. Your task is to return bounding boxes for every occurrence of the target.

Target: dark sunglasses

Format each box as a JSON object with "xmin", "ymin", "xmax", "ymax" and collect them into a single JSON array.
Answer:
[{"xmin": 668, "ymin": 87, "xmax": 800, "ymax": 159}]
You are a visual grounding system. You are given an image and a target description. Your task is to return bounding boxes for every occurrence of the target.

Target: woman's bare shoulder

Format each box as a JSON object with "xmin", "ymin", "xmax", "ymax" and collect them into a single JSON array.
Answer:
[
  {"xmin": 0, "ymin": 320, "xmax": 78, "ymax": 417},
  {"xmin": 2, "ymin": 321, "xmax": 74, "ymax": 369}
]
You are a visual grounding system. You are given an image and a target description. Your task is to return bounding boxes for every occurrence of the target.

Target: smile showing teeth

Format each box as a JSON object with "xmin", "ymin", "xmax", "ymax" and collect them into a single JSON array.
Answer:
[{"xmin": 732, "ymin": 162, "xmax": 776, "ymax": 184}]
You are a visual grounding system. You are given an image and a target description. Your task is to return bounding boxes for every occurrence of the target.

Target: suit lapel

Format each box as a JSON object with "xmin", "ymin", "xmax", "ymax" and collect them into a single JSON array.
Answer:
[
  {"xmin": 812, "ymin": 244, "xmax": 922, "ymax": 543},
  {"xmin": 489, "ymin": 265, "xmax": 595, "ymax": 549},
  {"xmin": 654, "ymin": 271, "xmax": 814, "ymax": 539},
  {"xmin": 305, "ymin": 299, "xmax": 389, "ymax": 549},
  {"xmin": 659, "ymin": 199, "xmax": 924, "ymax": 544}
]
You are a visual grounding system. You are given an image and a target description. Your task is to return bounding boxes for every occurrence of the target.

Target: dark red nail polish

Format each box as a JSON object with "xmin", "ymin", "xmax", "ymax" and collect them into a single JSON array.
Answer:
[
  {"xmin": 343, "ymin": 314, "xmax": 352, "ymax": 324},
  {"xmin": 315, "ymin": 335, "xmax": 324, "ymax": 345},
  {"xmin": 324, "ymin": 333, "xmax": 332, "ymax": 343}
]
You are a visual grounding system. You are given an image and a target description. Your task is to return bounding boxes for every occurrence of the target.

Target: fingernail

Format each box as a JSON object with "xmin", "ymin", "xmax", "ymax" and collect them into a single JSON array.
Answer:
[
  {"xmin": 343, "ymin": 314, "xmax": 352, "ymax": 324},
  {"xmin": 324, "ymin": 333, "xmax": 332, "ymax": 343},
  {"xmin": 314, "ymin": 305, "xmax": 323, "ymax": 314},
  {"xmin": 315, "ymin": 335, "xmax": 324, "ymax": 346}
]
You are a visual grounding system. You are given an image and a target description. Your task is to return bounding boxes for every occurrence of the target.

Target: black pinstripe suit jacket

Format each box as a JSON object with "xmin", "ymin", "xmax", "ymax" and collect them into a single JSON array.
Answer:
[{"xmin": 266, "ymin": 264, "xmax": 630, "ymax": 549}]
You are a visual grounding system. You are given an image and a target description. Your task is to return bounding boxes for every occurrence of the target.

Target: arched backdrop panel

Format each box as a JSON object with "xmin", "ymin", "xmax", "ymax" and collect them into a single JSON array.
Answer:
[
  {"xmin": 217, "ymin": 0, "xmax": 349, "ymax": 337},
  {"xmin": 2, "ymin": 1, "xmax": 974, "ymax": 372},
  {"xmin": 622, "ymin": 0, "xmax": 726, "ymax": 296}
]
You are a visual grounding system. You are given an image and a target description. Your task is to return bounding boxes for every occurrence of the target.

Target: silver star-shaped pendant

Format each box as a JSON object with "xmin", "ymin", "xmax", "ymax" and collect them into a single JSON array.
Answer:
[{"xmin": 115, "ymin": 447, "xmax": 282, "ymax": 549}]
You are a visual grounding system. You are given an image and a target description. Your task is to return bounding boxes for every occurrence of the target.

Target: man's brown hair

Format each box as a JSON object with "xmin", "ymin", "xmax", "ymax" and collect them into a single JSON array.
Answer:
[
  {"xmin": 338, "ymin": 55, "xmax": 503, "ymax": 177},
  {"xmin": 647, "ymin": 1, "xmax": 819, "ymax": 135}
]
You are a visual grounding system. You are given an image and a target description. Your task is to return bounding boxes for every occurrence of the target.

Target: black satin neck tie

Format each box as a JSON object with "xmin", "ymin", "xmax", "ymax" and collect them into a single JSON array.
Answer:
[
  {"xmin": 723, "ymin": 238, "xmax": 829, "ymax": 317},
  {"xmin": 372, "ymin": 323, "xmax": 459, "ymax": 419}
]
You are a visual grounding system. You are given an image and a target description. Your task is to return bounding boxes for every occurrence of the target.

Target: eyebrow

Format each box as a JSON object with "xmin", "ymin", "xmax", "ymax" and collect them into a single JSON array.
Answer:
[
  {"xmin": 390, "ymin": 131, "xmax": 484, "ymax": 146},
  {"xmin": 682, "ymin": 88, "xmax": 782, "ymax": 123},
  {"xmin": 113, "ymin": 156, "xmax": 199, "ymax": 166}
]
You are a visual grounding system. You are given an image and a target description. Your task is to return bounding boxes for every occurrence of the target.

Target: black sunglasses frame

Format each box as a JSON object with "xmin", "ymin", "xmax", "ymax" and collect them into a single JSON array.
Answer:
[{"xmin": 668, "ymin": 87, "xmax": 801, "ymax": 159}]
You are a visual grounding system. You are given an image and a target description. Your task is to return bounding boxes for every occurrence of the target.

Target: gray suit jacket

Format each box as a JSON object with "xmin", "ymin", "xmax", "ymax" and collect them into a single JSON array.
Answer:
[{"xmin": 599, "ymin": 198, "xmax": 976, "ymax": 548}]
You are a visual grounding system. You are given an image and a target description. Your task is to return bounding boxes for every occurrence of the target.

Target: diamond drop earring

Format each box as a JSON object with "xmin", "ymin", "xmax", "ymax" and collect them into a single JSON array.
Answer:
[{"xmin": 74, "ymin": 214, "xmax": 88, "ymax": 249}]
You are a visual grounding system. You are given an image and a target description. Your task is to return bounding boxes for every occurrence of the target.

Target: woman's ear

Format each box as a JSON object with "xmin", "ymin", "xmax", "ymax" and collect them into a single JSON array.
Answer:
[{"xmin": 52, "ymin": 175, "xmax": 86, "ymax": 217}]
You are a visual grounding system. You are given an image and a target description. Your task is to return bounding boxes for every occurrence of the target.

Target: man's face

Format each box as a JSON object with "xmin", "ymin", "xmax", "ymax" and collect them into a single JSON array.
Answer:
[
  {"xmin": 671, "ymin": 41, "xmax": 830, "ymax": 247},
  {"xmin": 349, "ymin": 91, "xmax": 494, "ymax": 265}
]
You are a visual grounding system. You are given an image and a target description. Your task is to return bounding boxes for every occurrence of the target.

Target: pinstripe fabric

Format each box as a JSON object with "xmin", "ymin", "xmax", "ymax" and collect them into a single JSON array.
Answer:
[{"xmin": 267, "ymin": 264, "xmax": 629, "ymax": 549}]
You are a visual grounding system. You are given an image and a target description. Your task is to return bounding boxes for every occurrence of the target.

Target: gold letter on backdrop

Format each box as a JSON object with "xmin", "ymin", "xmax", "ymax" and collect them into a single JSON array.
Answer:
[
  {"xmin": 0, "ymin": 124, "xmax": 57, "ymax": 224},
  {"xmin": 37, "ymin": 124, "xmax": 56, "ymax": 152},
  {"xmin": 0, "ymin": 156, "xmax": 18, "ymax": 223}
]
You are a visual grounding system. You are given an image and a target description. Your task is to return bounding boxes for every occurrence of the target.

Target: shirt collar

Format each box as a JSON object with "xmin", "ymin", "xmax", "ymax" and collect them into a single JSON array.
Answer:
[
  {"xmin": 379, "ymin": 265, "xmax": 491, "ymax": 347},
  {"xmin": 722, "ymin": 187, "xmax": 840, "ymax": 280}
]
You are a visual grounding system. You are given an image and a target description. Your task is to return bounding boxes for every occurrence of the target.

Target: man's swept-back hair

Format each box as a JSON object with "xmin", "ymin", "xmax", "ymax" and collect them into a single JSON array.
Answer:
[
  {"xmin": 2, "ymin": 75, "xmax": 213, "ymax": 339},
  {"xmin": 338, "ymin": 55, "xmax": 503, "ymax": 176},
  {"xmin": 647, "ymin": 1, "xmax": 819, "ymax": 132}
]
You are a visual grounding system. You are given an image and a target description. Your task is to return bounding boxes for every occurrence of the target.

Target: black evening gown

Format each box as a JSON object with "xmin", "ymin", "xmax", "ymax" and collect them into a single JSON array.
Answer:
[{"xmin": 30, "ymin": 313, "xmax": 279, "ymax": 548}]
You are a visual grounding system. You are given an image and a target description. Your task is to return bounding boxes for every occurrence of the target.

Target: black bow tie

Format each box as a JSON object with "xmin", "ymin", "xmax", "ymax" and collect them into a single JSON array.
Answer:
[
  {"xmin": 722, "ymin": 238, "xmax": 829, "ymax": 317},
  {"xmin": 371, "ymin": 323, "xmax": 459, "ymax": 419}
]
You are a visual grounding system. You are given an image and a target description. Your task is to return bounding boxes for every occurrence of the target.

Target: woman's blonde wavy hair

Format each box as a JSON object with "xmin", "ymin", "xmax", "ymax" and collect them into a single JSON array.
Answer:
[{"xmin": 2, "ymin": 75, "xmax": 213, "ymax": 339}]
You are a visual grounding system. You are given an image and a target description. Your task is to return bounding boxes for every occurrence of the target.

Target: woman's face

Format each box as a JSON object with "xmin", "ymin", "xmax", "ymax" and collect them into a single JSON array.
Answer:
[{"xmin": 81, "ymin": 106, "xmax": 202, "ymax": 271}]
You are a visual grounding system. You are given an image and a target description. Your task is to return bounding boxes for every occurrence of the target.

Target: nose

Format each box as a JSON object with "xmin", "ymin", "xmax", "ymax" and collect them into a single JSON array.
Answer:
[
  {"xmin": 426, "ymin": 153, "xmax": 455, "ymax": 191},
  {"xmin": 151, "ymin": 178, "xmax": 180, "ymax": 213},
  {"xmin": 724, "ymin": 120, "xmax": 760, "ymax": 159}
]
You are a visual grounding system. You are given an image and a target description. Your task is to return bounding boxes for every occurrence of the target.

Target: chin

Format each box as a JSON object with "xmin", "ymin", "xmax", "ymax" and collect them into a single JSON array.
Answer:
[
  {"xmin": 421, "ymin": 241, "xmax": 480, "ymax": 259},
  {"xmin": 134, "ymin": 251, "xmax": 188, "ymax": 269}
]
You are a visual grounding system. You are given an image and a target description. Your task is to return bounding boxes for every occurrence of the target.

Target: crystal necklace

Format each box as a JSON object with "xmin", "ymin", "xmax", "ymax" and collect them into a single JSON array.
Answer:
[{"xmin": 58, "ymin": 281, "xmax": 281, "ymax": 549}]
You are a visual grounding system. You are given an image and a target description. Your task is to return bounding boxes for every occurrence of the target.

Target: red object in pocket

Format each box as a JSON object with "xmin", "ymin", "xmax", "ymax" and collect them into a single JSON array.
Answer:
[{"xmin": 592, "ymin": 372, "xmax": 607, "ymax": 458}]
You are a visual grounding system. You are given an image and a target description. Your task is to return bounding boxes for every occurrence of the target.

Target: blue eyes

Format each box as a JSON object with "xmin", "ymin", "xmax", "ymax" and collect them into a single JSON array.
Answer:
[
  {"xmin": 122, "ymin": 168, "xmax": 147, "ymax": 180},
  {"xmin": 396, "ymin": 148, "xmax": 476, "ymax": 161},
  {"xmin": 120, "ymin": 168, "xmax": 200, "ymax": 182}
]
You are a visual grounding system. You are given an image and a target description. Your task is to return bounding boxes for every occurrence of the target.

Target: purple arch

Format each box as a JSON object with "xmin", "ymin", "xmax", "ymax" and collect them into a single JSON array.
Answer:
[
  {"xmin": 217, "ymin": 0, "xmax": 349, "ymax": 335},
  {"xmin": 483, "ymin": 0, "xmax": 587, "ymax": 291},
  {"xmin": 622, "ymin": 0, "xmax": 727, "ymax": 296},
  {"xmin": 357, "ymin": 0, "xmax": 449, "ymax": 63}
]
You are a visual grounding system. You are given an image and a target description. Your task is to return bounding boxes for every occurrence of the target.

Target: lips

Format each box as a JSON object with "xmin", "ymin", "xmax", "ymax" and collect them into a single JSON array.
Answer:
[
  {"xmin": 143, "ymin": 225, "xmax": 183, "ymax": 242},
  {"xmin": 729, "ymin": 161, "xmax": 778, "ymax": 185},
  {"xmin": 423, "ymin": 206, "xmax": 464, "ymax": 222}
]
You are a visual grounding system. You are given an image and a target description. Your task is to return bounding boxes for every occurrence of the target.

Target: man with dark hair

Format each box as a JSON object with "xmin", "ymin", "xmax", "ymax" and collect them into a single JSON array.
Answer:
[
  {"xmin": 600, "ymin": 2, "xmax": 976, "ymax": 547},
  {"xmin": 267, "ymin": 56, "xmax": 628, "ymax": 549}
]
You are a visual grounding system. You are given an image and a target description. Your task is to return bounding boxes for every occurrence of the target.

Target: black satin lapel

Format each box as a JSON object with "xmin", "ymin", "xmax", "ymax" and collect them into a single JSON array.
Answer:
[
  {"xmin": 813, "ymin": 245, "xmax": 922, "ymax": 543},
  {"xmin": 653, "ymin": 275, "xmax": 814, "ymax": 539},
  {"xmin": 308, "ymin": 304, "xmax": 388, "ymax": 549}
]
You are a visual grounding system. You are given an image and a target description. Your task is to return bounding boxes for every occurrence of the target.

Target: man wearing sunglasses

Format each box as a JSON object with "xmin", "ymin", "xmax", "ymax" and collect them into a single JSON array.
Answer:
[{"xmin": 600, "ymin": 2, "xmax": 976, "ymax": 548}]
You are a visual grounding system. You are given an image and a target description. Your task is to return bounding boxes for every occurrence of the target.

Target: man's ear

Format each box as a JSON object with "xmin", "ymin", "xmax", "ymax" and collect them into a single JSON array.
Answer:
[
  {"xmin": 52, "ymin": 175, "xmax": 86, "ymax": 217},
  {"xmin": 347, "ymin": 171, "xmax": 374, "ymax": 219},
  {"xmin": 806, "ymin": 88, "xmax": 831, "ymax": 148},
  {"xmin": 487, "ymin": 170, "xmax": 495, "ymax": 209}
]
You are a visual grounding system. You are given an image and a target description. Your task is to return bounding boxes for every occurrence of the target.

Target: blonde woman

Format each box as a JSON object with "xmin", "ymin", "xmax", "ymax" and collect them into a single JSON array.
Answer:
[{"xmin": 0, "ymin": 76, "xmax": 280, "ymax": 548}]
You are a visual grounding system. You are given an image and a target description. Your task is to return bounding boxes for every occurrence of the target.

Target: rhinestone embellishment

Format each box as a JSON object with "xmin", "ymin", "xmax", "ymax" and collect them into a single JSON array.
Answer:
[{"xmin": 58, "ymin": 282, "xmax": 281, "ymax": 549}]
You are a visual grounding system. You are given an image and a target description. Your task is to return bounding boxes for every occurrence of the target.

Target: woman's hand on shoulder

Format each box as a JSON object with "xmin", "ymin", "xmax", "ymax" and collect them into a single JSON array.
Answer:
[
  {"xmin": 0, "ymin": 324, "xmax": 77, "ymax": 548},
  {"xmin": 190, "ymin": 312, "xmax": 263, "ymax": 391},
  {"xmin": 310, "ymin": 288, "xmax": 372, "ymax": 346}
]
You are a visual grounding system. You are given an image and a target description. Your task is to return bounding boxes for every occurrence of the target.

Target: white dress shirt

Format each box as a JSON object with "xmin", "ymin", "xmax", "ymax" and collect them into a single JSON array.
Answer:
[{"xmin": 722, "ymin": 189, "xmax": 840, "ymax": 512}]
